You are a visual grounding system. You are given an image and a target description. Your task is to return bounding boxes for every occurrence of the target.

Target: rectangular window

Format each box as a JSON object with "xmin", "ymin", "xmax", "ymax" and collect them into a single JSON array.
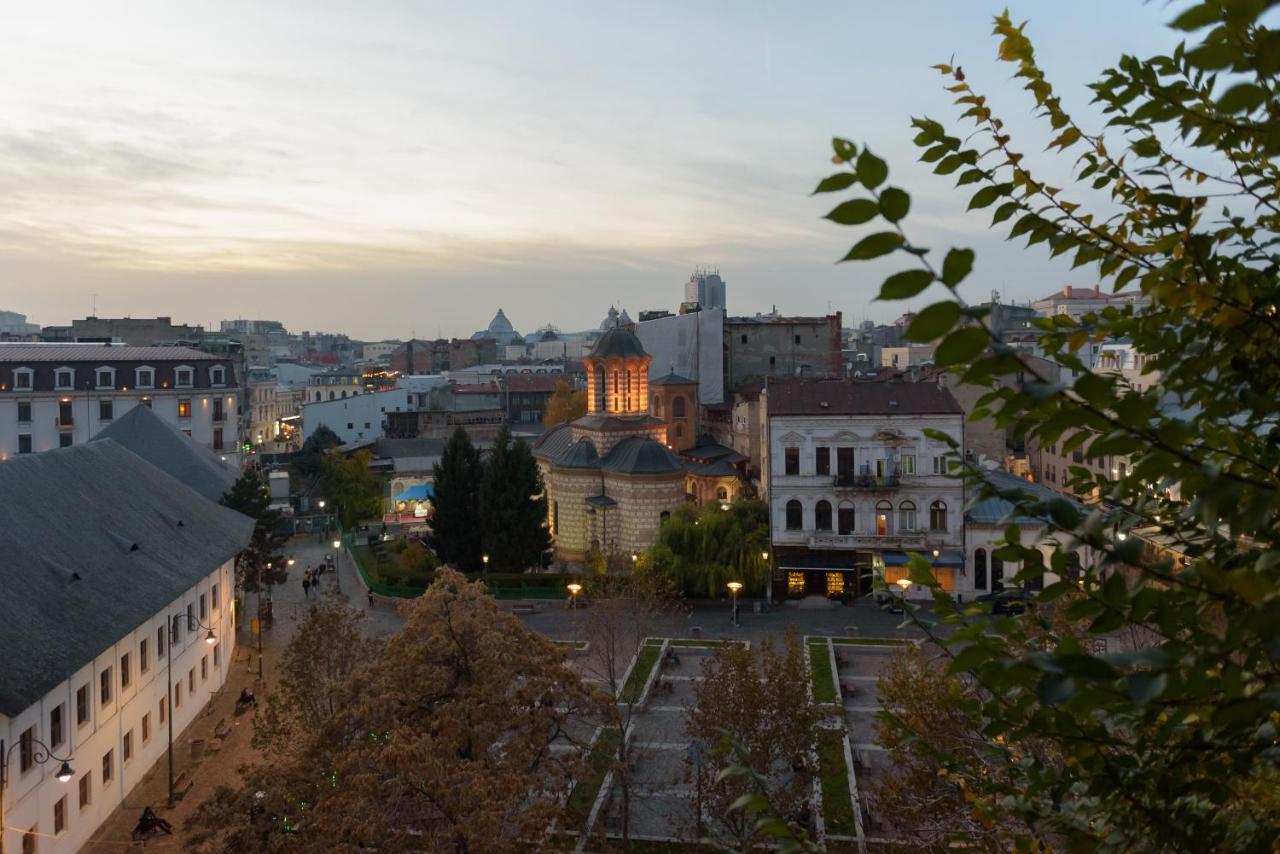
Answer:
[
  {"xmin": 199, "ymin": 594, "xmax": 207, "ymax": 620},
  {"xmin": 55, "ymin": 369, "xmax": 73, "ymax": 389},
  {"xmin": 186, "ymin": 603, "xmax": 194, "ymax": 629},
  {"xmin": 54, "ymin": 795, "xmax": 66, "ymax": 834},
  {"xmin": 120, "ymin": 653, "xmax": 130, "ymax": 689},
  {"xmin": 136, "ymin": 368, "xmax": 154, "ymax": 388},
  {"xmin": 22, "ymin": 828, "xmax": 35, "ymax": 854},
  {"xmin": 901, "ymin": 454, "xmax": 915, "ymax": 475},
  {"xmin": 79, "ymin": 773, "xmax": 91, "ymax": 809},
  {"xmin": 213, "ymin": 644, "xmax": 221, "ymax": 669},
  {"xmin": 836, "ymin": 447, "xmax": 854, "ymax": 479},
  {"xmin": 76, "ymin": 684, "xmax": 90, "ymax": 725},
  {"xmin": 100, "ymin": 667, "xmax": 112, "ymax": 706},
  {"xmin": 123, "ymin": 730, "xmax": 133, "ymax": 763},
  {"xmin": 58, "ymin": 401, "xmax": 73, "ymax": 426},
  {"xmin": 176, "ymin": 368, "xmax": 193, "ymax": 387},
  {"xmin": 18, "ymin": 434, "xmax": 32, "ymax": 454},
  {"xmin": 156, "ymin": 625, "xmax": 166, "ymax": 657},
  {"xmin": 19, "ymin": 726, "xmax": 34, "ymax": 773},
  {"xmin": 175, "ymin": 682, "xmax": 183, "ymax": 709},
  {"xmin": 815, "ymin": 446, "xmax": 830, "ymax": 476},
  {"xmin": 102, "ymin": 749, "xmax": 113, "ymax": 785},
  {"xmin": 17, "ymin": 401, "xmax": 31, "ymax": 422},
  {"xmin": 49, "ymin": 704, "xmax": 64, "ymax": 749},
  {"xmin": 933, "ymin": 455, "xmax": 948, "ymax": 475},
  {"xmin": 213, "ymin": 427, "xmax": 224, "ymax": 450},
  {"xmin": 142, "ymin": 713, "xmax": 151, "ymax": 743},
  {"xmin": 784, "ymin": 447, "xmax": 799, "ymax": 476},
  {"xmin": 178, "ymin": 399, "xmax": 192, "ymax": 418},
  {"xmin": 59, "ymin": 433, "xmax": 72, "ymax": 448},
  {"xmin": 140, "ymin": 639, "xmax": 149, "ymax": 674},
  {"xmin": 99, "ymin": 399, "xmax": 114, "ymax": 421},
  {"xmin": 13, "ymin": 370, "xmax": 32, "ymax": 390},
  {"xmin": 212, "ymin": 583, "xmax": 219, "ymax": 611},
  {"xmin": 201, "ymin": 656, "xmax": 208, "ymax": 681},
  {"xmin": 96, "ymin": 369, "xmax": 113, "ymax": 388},
  {"xmin": 159, "ymin": 697, "xmax": 167, "ymax": 725},
  {"xmin": 188, "ymin": 668, "xmax": 195, "ymax": 694},
  {"xmin": 875, "ymin": 458, "xmax": 886, "ymax": 479},
  {"xmin": 213, "ymin": 398, "xmax": 224, "ymax": 421}
]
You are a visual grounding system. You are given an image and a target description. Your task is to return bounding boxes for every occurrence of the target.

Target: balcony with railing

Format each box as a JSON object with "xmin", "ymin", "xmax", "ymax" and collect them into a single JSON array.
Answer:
[
  {"xmin": 54, "ymin": 415, "xmax": 74, "ymax": 429},
  {"xmin": 833, "ymin": 467, "xmax": 900, "ymax": 490},
  {"xmin": 807, "ymin": 530, "xmax": 931, "ymax": 550}
]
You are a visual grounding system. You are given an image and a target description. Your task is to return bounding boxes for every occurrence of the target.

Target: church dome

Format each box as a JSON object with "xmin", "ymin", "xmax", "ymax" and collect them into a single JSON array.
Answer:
[
  {"xmin": 487, "ymin": 308, "xmax": 514, "ymax": 335},
  {"xmin": 557, "ymin": 438, "xmax": 601, "ymax": 469},
  {"xmin": 602, "ymin": 436, "xmax": 682, "ymax": 475},
  {"xmin": 588, "ymin": 327, "xmax": 647, "ymax": 360}
]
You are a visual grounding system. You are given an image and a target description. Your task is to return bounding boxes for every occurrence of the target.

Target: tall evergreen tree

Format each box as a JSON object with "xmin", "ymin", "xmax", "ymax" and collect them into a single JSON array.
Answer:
[
  {"xmin": 480, "ymin": 426, "xmax": 551, "ymax": 572},
  {"xmin": 221, "ymin": 469, "xmax": 289, "ymax": 593},
  {"xmin": 428, "ymin": 427, "xmax": 483, "ymax": 572}
]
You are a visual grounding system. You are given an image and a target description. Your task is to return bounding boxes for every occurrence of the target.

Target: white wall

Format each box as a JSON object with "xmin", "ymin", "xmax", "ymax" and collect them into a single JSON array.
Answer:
[
  {"xmin": 0, "ymin": 561, "xmax": 236, "ymax": 854},
  {"xmin": 635, "ymin": 308, "xmax": 725, "ymax": 405},
  {"xmin": 301, "ymin": 388, "xmax": 410, "ymax": 443}
]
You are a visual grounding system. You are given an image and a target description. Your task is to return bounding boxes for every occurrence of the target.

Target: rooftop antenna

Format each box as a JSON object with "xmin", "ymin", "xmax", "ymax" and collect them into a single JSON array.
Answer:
[{"xmin": 91, "ymin": 293, "xmax": 98, "ymax": 316}]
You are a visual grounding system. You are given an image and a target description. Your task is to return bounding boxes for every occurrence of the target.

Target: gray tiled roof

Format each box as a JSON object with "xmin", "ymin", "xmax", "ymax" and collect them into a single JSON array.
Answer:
[
  {"xmin": 601, "ymin": 436, "xmax": 683, "ymax": 475},
  {"xmin": 0, "ymin": 441, "xmax": 254, "ymax": 717},
  {"xmin": 0, "ymin": 344, "xmax": 224, "ymax": 362},
  {"xmin": 966, "ymin": 469, "xmax": 1074, "ymax": 525},
  {"xmin": 587, "ymin": 328, "xmax": 647, "ymax": 360},
  {"xmin": 91, "ymin": 405, "xmax": 239, "ymax": 502},
  {"xmin": 531, "ymin": 423, "xmax": 573, "ymax": 461}
]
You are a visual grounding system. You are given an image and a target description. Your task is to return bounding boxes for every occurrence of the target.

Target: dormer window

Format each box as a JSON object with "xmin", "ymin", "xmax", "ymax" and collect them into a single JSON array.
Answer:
[
  {"xmin": 54, "ymin": 368, "xmax": 75, "ymax": 390},
  {"xmin": 12, "ymin": 368, "xmax": 33, "ymax": 391},
  {"xmin": 174, "ymin": 366, "xmax": 194, "ymax": 388},
  {"xmin": 95, "ymin": 367, "xmax": 116, "ymax": 389},
  {"xmin": 135, "ymin": 367, "xmax": 155, "ymax": 389},
  {"xmin": 209, "ymin": 365, "xmax": 226, "ymax": 387}
]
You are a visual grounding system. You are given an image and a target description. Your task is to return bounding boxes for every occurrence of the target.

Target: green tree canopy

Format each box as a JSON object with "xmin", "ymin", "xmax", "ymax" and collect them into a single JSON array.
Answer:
[
  {"xmin": 221, "ymin": 468, "xmax": 288, "ymax": 593},
  {"xmin": 820, "ymin": 5, "xmax": 1280, "ymax": 849},
  {"xmin": 428, "ymin": 427, "xmax": 483, "ymax": 572},
  {"xmin": 319, "ymin": 448, "xmax": 382, "ymax": 531},
  {"xmin": 296, "ymin": 424, "xmax": 341, "ymax": 477},
  {"xmin": 641, "ymin": 500, "xmax": 770, "ymax": 597}
]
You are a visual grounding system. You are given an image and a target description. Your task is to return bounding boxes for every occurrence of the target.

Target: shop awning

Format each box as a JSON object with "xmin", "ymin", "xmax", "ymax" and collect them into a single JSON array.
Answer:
[
  {"xmin": 394, "ymin": 484, "xmax": 434, "ymax": 502},
  {"xmin": 882, "ymin": 549, "xmax": 964, "ymax": 568}
]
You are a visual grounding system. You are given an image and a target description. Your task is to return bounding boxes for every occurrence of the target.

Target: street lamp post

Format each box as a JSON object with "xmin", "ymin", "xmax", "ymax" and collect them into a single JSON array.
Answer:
[
  {"xmin": 761, "ymin": 551, "xmax": 771, "ymax": 609},
  {"xmin": 0, "ymin": 738, "xmax": 73, "ymax": 854},
  {"xmin": 332, "ymin": 539, "xmax": 343, "ymax": 593},
  {"xmin": 727, "ymin": 581, "xmax": 743, "ymax": 626},
  {"xmin": 482, "ymin": 554, "xmax": 490, "ymax": 575},
  {"xmin": 567, "ymin": 582, "xmax": 582, "ymax": 610},
  {"xmin": 166, "ymin": 614, "xmax": 218, "ymax": 807}
]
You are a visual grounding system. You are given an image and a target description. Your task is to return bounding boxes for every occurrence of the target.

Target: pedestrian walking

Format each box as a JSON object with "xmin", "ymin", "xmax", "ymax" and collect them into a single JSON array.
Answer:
[
  {"xmin": 302, "ymin": 577, "xmax": 310, "ymax": 598},
  {"xmin": 367, "ymin": 589, "xmax": 375, "ymax": 608}
]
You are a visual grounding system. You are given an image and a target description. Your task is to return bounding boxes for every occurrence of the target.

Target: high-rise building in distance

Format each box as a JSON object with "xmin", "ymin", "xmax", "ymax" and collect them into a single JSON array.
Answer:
[{"xmin": 683, "ymin": 268, "xmax": 726, "ymax": 311}]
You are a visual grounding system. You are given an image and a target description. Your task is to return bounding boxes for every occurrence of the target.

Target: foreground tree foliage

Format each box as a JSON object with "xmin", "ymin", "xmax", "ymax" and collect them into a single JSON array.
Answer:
[
  {"xmin": 687, "ymin": 632, "xmax": 819, "ymax": 849},
  {"xmin": 428, "ymin": 427, "xmax": 483, "ymax": 572},
  {"xmin": 184, "ymin": 570, "xmax": 604, "ymax": 853},
  {"xmin": 821, "ymin": 4, "xmax": 1280, "ymax": 850},
  {"xmin": 542, "ymin": 379, "xmax": 588, "ymax": 427},
  {"xmin": 479, "ymin": 425, "xmax": 552, "ymax": 571}
]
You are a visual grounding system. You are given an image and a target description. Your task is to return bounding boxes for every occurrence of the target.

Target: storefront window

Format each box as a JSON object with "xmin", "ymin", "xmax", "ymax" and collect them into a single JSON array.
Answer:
[
  {"xmin": 787, "ymin": 572, "xmax": 805, "ymax": 595},
  {"xmin": 825, "ymin": 572, "xmax": 845, "ymax": 596}
]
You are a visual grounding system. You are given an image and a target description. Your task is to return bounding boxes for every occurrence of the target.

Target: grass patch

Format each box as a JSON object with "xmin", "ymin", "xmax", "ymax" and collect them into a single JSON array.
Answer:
[
  {"xmin": 669, "ymin": 638, "xmax": 747, "ymax": 648},
  {"xmin": 816, "ymin": 728, "xmax": 856, "ymax": 837},
  {"xmin": 643, "ymin": 638, "xmax": 666, "ymax": 647},
  {"xmin": 565, "ymin": 728, "xmax": 621, "ymax": 826},
  {"xmin": 620, "ymin": 645, "xmax": 662, "ymax": 704},
  {"xmin": 831, "ymin": 637, "xmax": 912, "ymax": 647},
  {"xmin": 808, "ymin": 641, "xmax": 838, "ymax": 703}
]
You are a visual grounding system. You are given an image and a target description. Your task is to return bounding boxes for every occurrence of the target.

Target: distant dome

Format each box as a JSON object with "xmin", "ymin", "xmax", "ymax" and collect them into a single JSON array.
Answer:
[
  {"xmin": 473, "ymin": 308, "xmax": 519, "ymax": 343},
  {"xmin": 589, "ymin": 327, "xmax": 647, "ymax": 360},
  {"xmin": 599, "ymin": 305, "xmax": 631, "ymax": 331},
  {"xmin": 488, "ymin": 308, "xmax": 514, "ymax": 334},
  {"xmin": 618, "ymin": 309, "xmax": 633, "ymax": 326}
]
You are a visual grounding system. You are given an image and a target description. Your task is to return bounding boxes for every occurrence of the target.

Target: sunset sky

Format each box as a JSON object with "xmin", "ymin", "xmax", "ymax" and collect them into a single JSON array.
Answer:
[{"xmin": 1, "ymin": 1, "xmax": 1180, "ymax": 339}]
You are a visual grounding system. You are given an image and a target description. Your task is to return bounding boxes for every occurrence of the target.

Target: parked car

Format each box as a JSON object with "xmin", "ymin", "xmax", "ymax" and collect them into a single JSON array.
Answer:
[{"xmin": 975, "ymin": 587, "xmax": 1032, "ymax": 615}]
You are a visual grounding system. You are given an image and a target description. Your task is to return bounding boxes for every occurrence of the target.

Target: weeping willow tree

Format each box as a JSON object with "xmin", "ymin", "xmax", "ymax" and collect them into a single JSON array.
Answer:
[{"xmin": 641, "ymin": 501, "xmax": 771, "ymax": 597}]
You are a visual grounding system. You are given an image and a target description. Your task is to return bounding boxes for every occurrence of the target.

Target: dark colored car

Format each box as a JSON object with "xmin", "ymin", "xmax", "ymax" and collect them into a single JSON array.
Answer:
[{"xmin": 975, "ymin": 587, "xmax": 1032, "ymax": 615}]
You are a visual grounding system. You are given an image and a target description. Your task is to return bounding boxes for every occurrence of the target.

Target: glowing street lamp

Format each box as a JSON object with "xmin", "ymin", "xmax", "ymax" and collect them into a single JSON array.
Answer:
[
  {"xmin": 567, "ymin": 582, "xmax": 583, "ymax": 609},
  {"xmin": 332, "ymin": 539, "xmax": 343, "ymax": 592},
  {"xmin": 727, "ymin": 580, "xmax": 743, "ymax": 626}
]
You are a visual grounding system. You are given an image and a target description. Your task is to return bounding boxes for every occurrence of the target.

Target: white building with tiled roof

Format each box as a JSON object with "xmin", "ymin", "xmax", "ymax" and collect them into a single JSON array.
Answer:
[{"xmin": 0, "ymin": 344, "xmax": 239, "ymax": 463}]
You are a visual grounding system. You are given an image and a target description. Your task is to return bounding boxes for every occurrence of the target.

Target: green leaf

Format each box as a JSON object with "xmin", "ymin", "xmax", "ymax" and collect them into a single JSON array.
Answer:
[
  {"xmin": 905, "ymin": 302, "xmax": 961, "ymax": 342},
  {"xmin": 950, "ymin": 644, "xmax": 994, "ymax": 672},
  {"xmin": 824, "ymin": 198, "xmax": 879, "ymax": 225},
  {"xmin": 812, "ymin": 172, "xmax": 857, "ymax": 194},
  {"xmin": 1170, "ymin": 3, "xmax": 1219, "ymax": 30},
  {"xmin": 856, "ymin": 148, "xmax": 888, "ymax": 189},
  {"xmin": 1216, "ymin": 83, "xmax": 1267, "ymax": 114},
  {"xmin": 879, "ymin": 187, "xmax": 911, "ymax": 222},
  {"xmin": 934, "ymin": 327, "xmax": 988, "ymax": 366},
  {"xmin": 841, "ymin": 231, "xmax": 903, "ymax": 261},
  {"xmin": 935, "ymin": 154, "xmax": 963, "ymax": 175},
  {"xmin": 920, "ymin": 144, "xmax": 948, "ymax": 163},
  {"xmin": 1037, "ymin": 674, "xmax": 1076, "ymax": 705},
  {"xmin": 940, "ymin": 248, "xmax": 975, "ymax": 286},
  {"xmin": 877, "ymin": 270, "xmax": 934, "ymax": 300},
  {"xmin": 992, "ymin": 201, "xmax": 1020, "ymax": 224},
  {"xmin": 831, "ymin": 137, "xmax": 857, "ymax": 163},
  {"xmin": 967, "ymin": 185, "xmax": 1004, "ymax": 210}
]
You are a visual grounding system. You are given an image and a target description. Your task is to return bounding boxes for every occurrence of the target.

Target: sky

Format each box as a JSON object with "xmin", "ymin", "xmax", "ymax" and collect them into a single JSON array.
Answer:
[{"xmin": 0, "ymin": 1, "xmax": 1185, "ymax": 340}]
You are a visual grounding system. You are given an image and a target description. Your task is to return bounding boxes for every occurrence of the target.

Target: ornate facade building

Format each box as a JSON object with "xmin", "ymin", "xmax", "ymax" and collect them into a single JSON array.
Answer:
[{"xmin": 533, "ymin": 325, "xmax": 691, "ymax": 563}]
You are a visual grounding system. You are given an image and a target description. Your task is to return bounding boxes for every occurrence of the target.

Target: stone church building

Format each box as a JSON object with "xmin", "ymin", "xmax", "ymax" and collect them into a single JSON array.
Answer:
[{"xmin": 533, "ymin": 322, "xmax": 739, "ymax": 563}]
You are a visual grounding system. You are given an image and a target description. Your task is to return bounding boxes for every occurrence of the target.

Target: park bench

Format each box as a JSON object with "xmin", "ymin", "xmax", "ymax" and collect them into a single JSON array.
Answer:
[
  {"xmin": 172, "ymin": 770, "xmax": 195, "ymax": 801},
  {"xmin": 841, "ymin": 680, "xmax": 858, "ymax": 699},
  {"xmin": 510, "ymin": 603, "xmax": 537, "ymax": 615}
]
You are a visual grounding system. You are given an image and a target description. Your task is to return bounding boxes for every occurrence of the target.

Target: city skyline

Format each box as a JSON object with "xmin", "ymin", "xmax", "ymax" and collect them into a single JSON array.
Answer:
[{"xmin": 3, "ymin": 1, "xmax": 1178, "ymax": 339}]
